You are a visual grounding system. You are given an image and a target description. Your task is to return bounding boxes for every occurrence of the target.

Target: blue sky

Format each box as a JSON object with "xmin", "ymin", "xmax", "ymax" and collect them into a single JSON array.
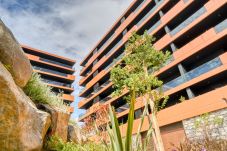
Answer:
[{"xmin": 0, "ymin": 0, "xmax": 131, "ymax": 120}]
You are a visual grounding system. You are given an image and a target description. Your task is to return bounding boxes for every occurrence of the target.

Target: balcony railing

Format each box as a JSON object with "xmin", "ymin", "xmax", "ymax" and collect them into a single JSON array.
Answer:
[
  {"xmin": 43, "ymin": 79, "xmax": 72, "ymax": 88},
  {"xmin": 134, "ymin": 0, "xmax": 146, "ymax": 13},
  {"xmin": 98, "ymin": 33, "xmax": 115, "ymax": 54},
  {"xmin": 33, "ymin": 66, "xmax": 68, "ymax": 77},
  {"xmin": 100, "ymin": 95, "xmax": 112, "ymax": 103},
  {"xmin": 214, "ymin": 19, "xmax": 227, "ymax": 33},
  {"xmin": 40, "ymin": 57, "xmax": 72, "ymax": 69},
  {"xmin": 80, "ymin": 87, "xmax": 86, "ymax": 93},
  {"xmin": 94, "ymin": 80, "xmax": 111, "ymax": 93},
  {"xmin": 136, "ymin": 0, "xmax": 164, "ymax": 27},
  {"xmin": 163, "ymin": 57, "xmax": 222, "ymax": 91},
  {"xmin": 147, "ymin": 20, "xmax": 162, "ymax": 34},
  {"xmin": 104, "ymin": 53, "xmax": 124, "ymax": 70},
  {"xmin": 106, "ymin": 39, "xmax": 123, "ymax": 57},
  {"xmin": 170, "ymin": 7, "xmax": 207, "ymax": 36}
]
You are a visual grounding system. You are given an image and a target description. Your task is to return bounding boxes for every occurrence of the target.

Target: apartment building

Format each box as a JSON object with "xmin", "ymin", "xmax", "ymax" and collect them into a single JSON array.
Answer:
[
  {"xmin": 78, "ymin": 0, "xmax": 227, "ymax": 149},
  {"xmin": 22, "ymin": 45, "xmax": 75, "ymax": 113}
]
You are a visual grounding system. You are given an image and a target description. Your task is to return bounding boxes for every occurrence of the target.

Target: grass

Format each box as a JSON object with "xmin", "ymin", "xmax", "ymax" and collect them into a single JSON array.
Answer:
[
  {"xmin": 44, "ymin": 136, "xmax": 107, "ymax": 151},
  {"xmin": 23, "ymin": 72, "xmax": 68, "ymax": 112}
]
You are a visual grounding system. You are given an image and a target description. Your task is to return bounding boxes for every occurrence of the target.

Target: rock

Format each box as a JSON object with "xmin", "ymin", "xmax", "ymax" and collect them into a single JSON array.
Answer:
[
  {"xmin": 0, "ymin": 19, "xmax": 32, "ymax": 87},
  {"xmin": 68, "ymin": 125, "xmax": 79, "ymax": 143},
  {"xmin": 37, "ymin": 104, "xmax": 70, "ymax": 142},
  {"xmin": 68, "ymin": 124, "xmax": 86, "ymax": 143},
  {"xmin": 0, "ymin": 62, "xmax": 51, "ymax": 151}
]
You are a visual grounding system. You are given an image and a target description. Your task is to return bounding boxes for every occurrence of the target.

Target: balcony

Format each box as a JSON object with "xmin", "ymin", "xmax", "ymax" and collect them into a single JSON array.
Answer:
[
  {"xmin": 106, "ymin": 39, "xmax": 123, "ymax": 57},
  {"xmin": 147, "ymin": 20, "xmax": 162, "ymax": 34},
  {"xmin": 98, "ymin": 34, "xmax": 115, "ymax": 54},
  {"xmin": 163, "ymin": 57, "xmax": 222, "ymax": 91},
  {"xmin": 136, "ymin": 0, "xmax": 164, "ymax": 27},
  {"xmin": 33, "ymin": 66, "xmax": 68, "ymax": 77},
  {"xmin": 170, "ymin": 7, "xmax": 207, "ymax": 36},
  {"xmin": 43, "ymin": 79, "xmax": 72, "ymax": 88},
  {"xmin": 40, "ymin": 57, "xmax": 72, "ymax": 69},
  {"xmin": 104, "ymin": 53, "xmax": 124, "ymax": 71},
  {"xmin": 214, "ymin": 18, "xmax": 227, "ymax": 33},
  {"xmin": 134, "ymin": 0, "xmax": 146, "ymax": 13},
  {"xmin": 94, "ymin": 80, "xmax": 111, "ymax": 93}
]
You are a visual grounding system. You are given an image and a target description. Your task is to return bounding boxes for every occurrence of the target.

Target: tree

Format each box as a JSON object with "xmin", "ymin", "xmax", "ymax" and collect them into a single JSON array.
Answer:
[{"xmin": 110, "ymin": 32, "xmax": 170, "ymax": 151}]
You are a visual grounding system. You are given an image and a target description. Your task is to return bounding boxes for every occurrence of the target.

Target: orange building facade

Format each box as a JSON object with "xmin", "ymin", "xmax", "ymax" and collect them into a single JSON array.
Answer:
[
  {"xmin": 78, "ymin": 0, "xmax": 227, "ymax": 150},
  {"xmin": 22, "ymin": 45, "xmax": 76, "ymax": 113}
]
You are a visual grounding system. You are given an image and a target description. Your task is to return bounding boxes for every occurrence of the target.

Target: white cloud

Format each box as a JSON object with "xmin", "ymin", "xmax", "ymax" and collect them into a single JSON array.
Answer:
[{"xmin": 0, "ymin": 0, "xmax": 131, "ymax": 118}]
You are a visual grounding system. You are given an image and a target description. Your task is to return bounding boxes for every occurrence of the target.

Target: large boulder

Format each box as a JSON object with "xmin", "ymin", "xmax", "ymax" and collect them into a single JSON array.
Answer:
[
  {"xmin": 0, "ymin": 19, "xmax": 32, "ymax": 87},
  {"xmin": 37, "ymin": 104, "xmax": 70, "ymax": 142},
  {"xmin": 0, "ymin": 62, "xmax": 51, "ymax": 151},
  {"xmin": 68, "ymin": 124, "xmax": 79, "ymax": 143}
]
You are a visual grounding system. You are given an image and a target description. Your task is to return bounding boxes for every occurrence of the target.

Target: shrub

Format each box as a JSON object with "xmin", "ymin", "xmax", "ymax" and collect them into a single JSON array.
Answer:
[
  {"xmin": 44, "ymin": 136, "xmax": 107, "ymax": 151},
  {"xmin": 23, "ymin": 72, "xmax": 68, "ymax": 112},
  {"xmin": 172, "ymin": 137, "xmax": 227, "ymax": 151}
]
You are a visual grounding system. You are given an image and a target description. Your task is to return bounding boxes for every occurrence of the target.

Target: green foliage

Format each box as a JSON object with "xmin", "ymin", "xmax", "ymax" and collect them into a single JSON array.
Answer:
[
  {"xmin": 179, "ymin": 96, "xmax": 186, "ymax": 103},
  {"xmin": 44, "ymin": 136, "xmax": 107, "ymax": 151},
  {"xmin": 108, "ymin": 32, "xmax": 170, "ymax": 151},
  {"xmin": 23, "ymin": 72, "xmax": 68, "ymax": 112},
  {"xmin": 111, "ymin": 32, "xmax": 170, "ymax": 97},
  {"xmin": 194, "ymin": 113, "xmax": 224, "ymax": 129}
]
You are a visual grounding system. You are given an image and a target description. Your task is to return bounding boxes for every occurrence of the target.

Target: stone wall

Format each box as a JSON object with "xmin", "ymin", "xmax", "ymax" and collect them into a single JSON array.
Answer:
[{"xmin": 183, "ymin": 108, "xmax": 227, "ymax": 140}]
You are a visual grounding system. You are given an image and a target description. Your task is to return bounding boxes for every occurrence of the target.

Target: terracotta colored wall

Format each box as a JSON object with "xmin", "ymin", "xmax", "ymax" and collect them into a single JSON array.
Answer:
[{"xmin": 160, "ymin": 122, "xmax": 186, "ymax": 151}]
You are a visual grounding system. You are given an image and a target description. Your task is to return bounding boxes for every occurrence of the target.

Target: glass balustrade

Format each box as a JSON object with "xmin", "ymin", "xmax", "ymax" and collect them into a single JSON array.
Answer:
[
  {"xmin": 214, "ymin": 19, "xmax": 227, "ymax": 33},
  {"xmin": 147, "ymin": 20, "xmax": 162, "ymax": 34},
  {"xmin": 134, "ymin": 0, "xmax": 146, "ymax": 13},
  {"xmin": 80, "ymin": 87, "xmax": 86, "ymax": 93},
  {"xmin": 87, "ymin": 93, "xmax": 94, "ymax": 98},
  {"xmin": 170, "ymin": 7, "xmax": 206, "ymax": 36},
  {"xmin": 163, "ymin": 57, "xmax": 222, "ymax": 91},
  {"xmin": 98, "ymin": 34, "xmax": 115, "ymax": 53},
  {"xmin": 94, "ymin": 80, "xmax": 111, "ymax": 93},
  {"xmin": 106, "ymin": 39, "xmax": 123, "ymax": 57},
  {"xmin": 40, "ymin": 58, "xmax": 72, "ymax": 69},
  {"xmin": 43, "ymin": 79, "xmax": 71, "ymax": 88},
  {"xmin": 100, "ymin": 95, "xmax": 112, "ymax": 103},
  {"xmin": 137, "ymin": 0, "xmax": 164, "ymax": 27},
  {"xmin": 104, "ymin": 53, "xmax": 124, "ymax": 70},
  {"xmin": 33, "ymin": 66, "xmax": 68, "ymax": 77}
]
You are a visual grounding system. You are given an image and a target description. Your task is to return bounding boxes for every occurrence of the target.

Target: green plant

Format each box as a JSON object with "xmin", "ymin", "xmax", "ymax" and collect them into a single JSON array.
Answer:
[
  {"xmin": 109, "ymin": 32, "xmax": 170, "ymax": 151},
  {"xmin": 23, "ymin": 72, "xmax": 68, "ymax": 112},
  {"xmin": 179, "ymin": 96, "xmax": 186, "ymax": 103},
  {"xmin": 44, "ymin": 136, "xmax": 107, "ymax": 151}
]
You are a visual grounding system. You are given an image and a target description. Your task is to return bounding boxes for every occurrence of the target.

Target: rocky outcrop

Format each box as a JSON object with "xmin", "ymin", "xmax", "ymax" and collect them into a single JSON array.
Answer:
[
  {"xmin": 0, "ymin": 19, "xmax": 32, "ymax": 87},
  {"xmin": 68, "ymin": 124, "xmax": 79, "ymax": 143},
  {"xmin": 0, "ymin": 62, "xmax": 51, "ymax": 151},
  {"xmin": 37, "ymin": 104, "xmax": 70, "ymax": 142}
]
